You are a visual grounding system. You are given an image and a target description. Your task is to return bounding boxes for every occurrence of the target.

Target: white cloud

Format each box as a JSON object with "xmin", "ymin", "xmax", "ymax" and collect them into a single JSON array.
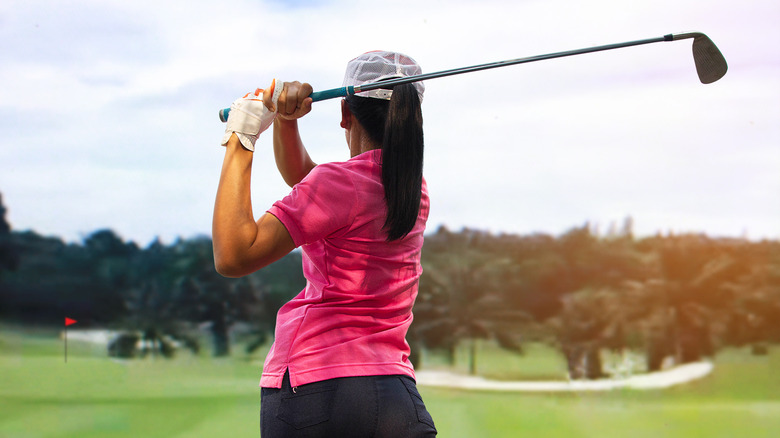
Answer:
[{"xmin": 0, "ymin": 0, "xmax": 778, "ymax": 244}]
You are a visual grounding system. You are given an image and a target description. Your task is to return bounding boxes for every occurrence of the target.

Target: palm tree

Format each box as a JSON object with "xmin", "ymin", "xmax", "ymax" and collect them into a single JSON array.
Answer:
[
  {"xmin": 527, "ymin": 224, "xmax": 647, "ymax": 379},
  {"xmin": 638, "ymin": 234, "xmax": 752, "ymax": 369},
  {"xmin": 723, "ymin": 242, "xmax": 780, "ymax": 353},
  {"xmin": 414, "ymin": 245, "xmax": 531, "ymax": 375},
  {"xmin": 548, "ymin": 284, "xmax": 650, "ymax": 379}
]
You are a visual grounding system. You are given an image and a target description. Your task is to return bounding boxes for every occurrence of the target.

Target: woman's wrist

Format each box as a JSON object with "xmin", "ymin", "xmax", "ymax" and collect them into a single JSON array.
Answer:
[
  {"xmin": 225, "ymin": 133, "xmax": 255, "ymax": 160},
  {"xmin": 275, "ymin": 117, "xmax": 298, "ymax": 131}
]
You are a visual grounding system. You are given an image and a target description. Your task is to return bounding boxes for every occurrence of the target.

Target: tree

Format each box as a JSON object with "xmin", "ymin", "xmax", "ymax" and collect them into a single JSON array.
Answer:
[
  {"xmin": 549, "ymin": 286, "xmax": 647, "ymax": 379},
  {"xmin": 415, "ymin": 232, "xmax": 531, "ymax": 375},
  {"xmin": 84, "ymin": 229, "xmax": 138, "ymax": 296},
  {"xmin": 116, "ymin": 238, "xmax": 199, "ymax": 358},
  {"xmin": 0, "ymin": 230, "xmax": 127, "ymax": 324},
  {"xmin": 723, "ymin": 241, "xmax": 780, "ymax": 353},
  {"xmin": 637, "ymin": 234, "xmax": 752, "ymax": 370},
  {"xmin": 172, "ymin": 236, "xmax": 262, "ymax": 357},
  {"xmin": 0, "ymin": 192, "xmax": 18, "ymax": 273},
  {"xmin": 522, "ymin": 224, "xmax": 646, "ymax": 379},
  {"xmin": 112, "ymin": 236, "xmax": 303, "ymax": 359}
]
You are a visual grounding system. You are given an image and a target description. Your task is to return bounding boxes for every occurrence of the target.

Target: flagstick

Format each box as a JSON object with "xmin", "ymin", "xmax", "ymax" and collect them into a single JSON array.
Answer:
[{"xmin": 64, "ymin": 317, "xmax": 76, "ymax": 363}]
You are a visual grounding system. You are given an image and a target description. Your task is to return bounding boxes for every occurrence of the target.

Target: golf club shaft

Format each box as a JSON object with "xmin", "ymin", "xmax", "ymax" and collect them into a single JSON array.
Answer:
[{"xmin": 219, "ymin": 32, "xmax": 698, "ymax": 122}]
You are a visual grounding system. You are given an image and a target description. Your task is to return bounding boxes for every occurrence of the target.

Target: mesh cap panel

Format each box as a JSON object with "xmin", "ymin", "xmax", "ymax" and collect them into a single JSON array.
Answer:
[{"xmin": 342, "ymin": 51, "xmax": 424, "ymax": 101}]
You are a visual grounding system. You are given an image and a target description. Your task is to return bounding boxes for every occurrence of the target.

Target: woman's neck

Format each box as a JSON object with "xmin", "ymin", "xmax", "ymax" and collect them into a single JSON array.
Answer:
[{"xmin": 348, "ymin": 123, "xmax": 379, "ymax": 157}]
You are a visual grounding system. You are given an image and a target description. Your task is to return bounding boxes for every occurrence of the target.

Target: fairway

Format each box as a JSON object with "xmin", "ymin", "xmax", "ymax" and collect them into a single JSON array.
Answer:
[{"xmin": 1, "ymin": 328, "xmax": 779, "ymax": 437}]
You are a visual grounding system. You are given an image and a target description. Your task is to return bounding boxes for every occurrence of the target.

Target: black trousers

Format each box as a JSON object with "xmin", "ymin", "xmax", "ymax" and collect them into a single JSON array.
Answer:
[{"xmin": 260, "ymin": 371, "xmax": 437, "ymax": 437}]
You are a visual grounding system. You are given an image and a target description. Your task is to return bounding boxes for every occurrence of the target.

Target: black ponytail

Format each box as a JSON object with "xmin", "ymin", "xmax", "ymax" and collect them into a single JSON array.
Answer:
[{"xmin": 345, "ymin": 83, "xmax": 424, "ymax": 241}]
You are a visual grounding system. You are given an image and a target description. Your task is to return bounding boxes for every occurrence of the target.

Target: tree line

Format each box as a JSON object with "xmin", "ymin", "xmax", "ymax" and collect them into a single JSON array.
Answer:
[
  {"xmin": 0, "ymin": 194, "xmax": 305, "ymax": 357},
  {"xmin": 414, "ymin": 223, "xmax": 780, "ymax": 378},
  {"xmin": 1, "ymin": 193, "xmax": 778, "ymax": 378}
]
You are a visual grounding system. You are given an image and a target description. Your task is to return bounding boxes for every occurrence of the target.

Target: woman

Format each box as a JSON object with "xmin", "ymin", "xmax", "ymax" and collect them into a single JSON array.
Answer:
[{"xmin": 213, "ymin": 51, "xmax": 437, "ymax": 437}]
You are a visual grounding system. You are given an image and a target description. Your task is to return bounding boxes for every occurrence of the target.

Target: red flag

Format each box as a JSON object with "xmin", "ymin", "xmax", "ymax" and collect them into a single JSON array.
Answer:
[{"xmin": 65, "ymin": 317, "xmax": 77, "ymax": 327}]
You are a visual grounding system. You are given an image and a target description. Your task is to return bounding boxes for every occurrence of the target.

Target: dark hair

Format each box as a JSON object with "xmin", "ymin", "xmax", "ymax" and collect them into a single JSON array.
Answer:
[{"xmin": 345, "ymin": 83, "xmax": 424, "ymax": 241}]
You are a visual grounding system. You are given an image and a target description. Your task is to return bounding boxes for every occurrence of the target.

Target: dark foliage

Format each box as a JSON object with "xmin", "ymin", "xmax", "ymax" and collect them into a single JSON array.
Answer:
[{"xmin": 1, "ymin": 190, "xmax": 777, "ymax": 374}]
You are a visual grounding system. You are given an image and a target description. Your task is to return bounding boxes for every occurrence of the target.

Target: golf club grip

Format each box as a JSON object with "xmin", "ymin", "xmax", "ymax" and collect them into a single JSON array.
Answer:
[
  {"xmin": 310, "ymin": 87, "xmax": 349, "ymax": 101},
  {"xmin": 218, "ymin": 87, "xmax": 349, "ymax": 122}
]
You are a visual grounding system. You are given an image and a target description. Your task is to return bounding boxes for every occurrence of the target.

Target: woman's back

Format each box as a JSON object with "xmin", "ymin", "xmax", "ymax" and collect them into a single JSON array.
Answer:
[{"xmin": 261, "ymin": 148, "xmax": 430, "ymax": 388}]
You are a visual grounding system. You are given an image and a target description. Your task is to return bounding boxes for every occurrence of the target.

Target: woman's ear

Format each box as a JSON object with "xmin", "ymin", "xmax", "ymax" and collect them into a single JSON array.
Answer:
[{"xmin": 340, "ymin": 99, "xmax": 352, "ymax": 129}]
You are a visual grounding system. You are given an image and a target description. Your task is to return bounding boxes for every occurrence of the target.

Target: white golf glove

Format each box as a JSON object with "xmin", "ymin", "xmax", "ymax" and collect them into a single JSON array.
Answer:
[{"xmin": 221, "ymin": 79, "xmax": 283, "ymax": 152}]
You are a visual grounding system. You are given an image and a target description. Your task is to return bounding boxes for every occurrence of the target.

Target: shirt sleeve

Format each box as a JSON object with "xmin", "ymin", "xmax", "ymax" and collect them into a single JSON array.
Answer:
[{"xmin": 267, "ymin": 163, "xmax": 358, "ymax": 248}]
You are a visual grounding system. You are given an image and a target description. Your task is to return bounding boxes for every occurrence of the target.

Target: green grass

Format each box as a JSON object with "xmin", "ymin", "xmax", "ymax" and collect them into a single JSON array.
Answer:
[
  {"xmin": 2, "ymin": 326, "xmax": 779, "ymax": 437},
  {"xmin": 420, "ymin": 340, "xmax": 571, "ymax": 381},
  {"xmin": 423, "ymin": 345, "xmax": 780, "ymax": 437},
  {"xmin": 1, "ymin": 326, "xmax": 266, "ymax": 438}
]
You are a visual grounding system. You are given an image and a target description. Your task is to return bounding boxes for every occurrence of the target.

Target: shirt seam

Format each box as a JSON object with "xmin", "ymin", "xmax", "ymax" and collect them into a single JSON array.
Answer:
[{"xmin": 341, "ymin": 165, "xmax": 361, "ymax": 239}]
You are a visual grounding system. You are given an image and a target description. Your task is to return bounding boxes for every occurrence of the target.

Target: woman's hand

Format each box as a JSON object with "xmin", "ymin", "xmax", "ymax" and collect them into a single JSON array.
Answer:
[
  {"xmin": 221, "ymin": 80, "xmax": 282, "ymax": 151},
  {"xmin": 266, "ymin": 81, "xmax": 313, "ymax": 121}
]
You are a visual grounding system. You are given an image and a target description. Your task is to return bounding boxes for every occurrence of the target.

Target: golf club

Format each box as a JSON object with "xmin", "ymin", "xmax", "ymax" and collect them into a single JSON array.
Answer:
[{"xmin": 219, "ymin": 31, "xmax": 727, "ymax": 122}]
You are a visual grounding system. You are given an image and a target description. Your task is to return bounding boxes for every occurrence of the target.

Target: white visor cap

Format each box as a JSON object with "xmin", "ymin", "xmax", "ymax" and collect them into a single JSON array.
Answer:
[{"xmin": 342, "ymin": 51, "xmax": 424, "ymax": 102}]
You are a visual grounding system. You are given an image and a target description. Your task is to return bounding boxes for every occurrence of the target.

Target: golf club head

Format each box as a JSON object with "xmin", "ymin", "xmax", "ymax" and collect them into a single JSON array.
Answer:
[{"xmin": 673, "ymin": 32, "xmax": 728, "ymax": 84}]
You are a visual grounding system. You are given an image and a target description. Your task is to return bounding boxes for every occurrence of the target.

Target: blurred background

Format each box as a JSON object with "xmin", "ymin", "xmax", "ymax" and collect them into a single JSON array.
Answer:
[{"xmin": 1, "ymin": 0, "xmax": 778, "ymax": 437}]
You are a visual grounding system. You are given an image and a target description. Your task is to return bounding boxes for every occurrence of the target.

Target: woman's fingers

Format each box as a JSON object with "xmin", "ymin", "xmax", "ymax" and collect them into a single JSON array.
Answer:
[
  {"xmin": 263, "ymin": 79, "xmax": 280, "ymax": 112},
  {"xmin": 276, "ymin": 81, "xmax": 313, "ymax": 120}
]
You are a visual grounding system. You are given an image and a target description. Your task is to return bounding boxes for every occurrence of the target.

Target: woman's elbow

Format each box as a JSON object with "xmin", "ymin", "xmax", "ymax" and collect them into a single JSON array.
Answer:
[
  {"xmin": 213, "ymin": 248, "xmax": 275, "ymax": 278},
  {"xmin": 212, "ymin": 216, "xmax": 294, "ymax": 277},
  {"xmin": 213, "ymin": 252, "xmax": 249, "ymax": 278},
  {"xmin": 214, "ymin": 262, "xmax": 238, "ymax": 278},
  {"xmin": 215, "ymin": 264, "xmax": 243, "ymax": 278}
]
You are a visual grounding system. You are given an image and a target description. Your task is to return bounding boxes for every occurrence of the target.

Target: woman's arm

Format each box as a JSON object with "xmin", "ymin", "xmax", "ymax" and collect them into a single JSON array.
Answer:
[
  {"xmin": 270, "ymin": 81, "xmax": 316, "ymax": 187},
  {"xmin": 212, "ymin": 133, "xmax": 295, "ymax": 278},
  {"xmin": 212, "ymin": 81, "xmax": 313, "ymax": 277},
  {"xmin": 273, "ymin": 117, "xmax": 317, "ymax": 187}
]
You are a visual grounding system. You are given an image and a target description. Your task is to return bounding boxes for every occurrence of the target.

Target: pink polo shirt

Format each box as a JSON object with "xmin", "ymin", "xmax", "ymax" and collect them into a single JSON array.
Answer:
[{"xmin": 261, "ymin": 149, "xmax": 429, "ymax": 389}]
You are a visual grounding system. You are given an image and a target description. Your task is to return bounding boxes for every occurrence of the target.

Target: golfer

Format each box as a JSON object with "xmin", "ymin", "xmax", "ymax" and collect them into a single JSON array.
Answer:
[{"xmin": 213, "ymin": 51, "xmax": 437, "ymax": 437}]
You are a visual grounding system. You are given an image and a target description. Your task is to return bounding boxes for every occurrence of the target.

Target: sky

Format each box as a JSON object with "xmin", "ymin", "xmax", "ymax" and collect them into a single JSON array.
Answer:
[{"xmin": 0, "ymin": 0, "xmax": 778, "ymax": 246}]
